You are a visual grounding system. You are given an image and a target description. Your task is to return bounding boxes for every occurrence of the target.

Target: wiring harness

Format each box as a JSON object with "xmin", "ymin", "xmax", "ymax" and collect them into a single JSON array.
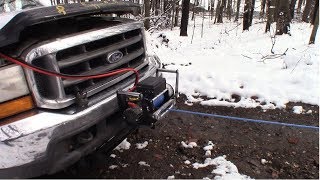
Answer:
[{"xmin": 0, "ymin": 53, "xmax": 139, "ymax": 92}]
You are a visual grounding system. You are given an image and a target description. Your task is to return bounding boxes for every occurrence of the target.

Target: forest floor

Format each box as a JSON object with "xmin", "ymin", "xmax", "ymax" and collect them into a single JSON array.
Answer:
[{"xmin": 48, "ymin": 95, "xmax": 319, "ymax": 179}]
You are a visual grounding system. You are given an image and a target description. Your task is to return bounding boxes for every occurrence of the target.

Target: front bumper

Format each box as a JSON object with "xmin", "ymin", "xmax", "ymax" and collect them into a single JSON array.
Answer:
[{"xmin": 0, "ymin": 56, "xmax": 160, "ymax": 178}]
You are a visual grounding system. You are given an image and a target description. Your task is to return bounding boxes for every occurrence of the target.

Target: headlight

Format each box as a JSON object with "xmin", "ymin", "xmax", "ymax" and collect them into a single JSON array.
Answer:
[{"xmin": 0, "ymin": 64, "xmax": 34, "ymax": 119}]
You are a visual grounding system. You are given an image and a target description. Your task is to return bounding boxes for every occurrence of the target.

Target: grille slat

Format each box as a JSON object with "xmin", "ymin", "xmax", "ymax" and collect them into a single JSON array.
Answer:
[
  {"xmin": 57, "ymin": 34, "xmax": 142, "ymax": 68},
  {"xmin": 85, "ymin": 60, "xmax": 148, "ymax": 97},
  {"xmin": 63, "ymin": 48, "xmax": 144, "ymax": 87}
]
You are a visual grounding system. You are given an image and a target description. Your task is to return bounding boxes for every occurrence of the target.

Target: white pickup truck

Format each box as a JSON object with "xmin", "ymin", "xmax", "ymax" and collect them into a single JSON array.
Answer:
[{"xmin": 0, "ymin": 0, "xmax": 177, "ymax": 178}]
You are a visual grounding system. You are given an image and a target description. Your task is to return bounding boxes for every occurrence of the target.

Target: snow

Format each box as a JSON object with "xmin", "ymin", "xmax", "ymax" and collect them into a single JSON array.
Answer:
[
  {"xmin": 115, "ymin": 138, "xmax": 131, "ymax": 152},
  {"xmin": 109, "ymin": 165, "xmax": 118, "ymax": 169},
  {"xmin": 192, "ymin": 156, "xmax": 251, "ymax": 179},
  {"xmin": 184, "ymin": 160, "xmax": 191, "ymax": 165},
  {"xmin": 203, "ymin": 141, "xmax": 215, "ymax": 151},
  {"xmin": 306, "ymin": 110, "xmax": 312, "ymax": 114},
  {"xmin": 181, "ymin": 141, "xmax": 198, "ymax": 148},
  {"xmin": 205, "ymin": 150, "xmax": 212, "ymax": 157},
  {"xmin": 167, "ymin": 175, "xmax": 175, "ymax": 179},
  {"xmin": 138, "ymin": 161, "xmax": 150, "ymax": 167},
  {"xmin": 110, "ymin": 154, "xmax": 116, "ymax": 158},
  {"xmin": 203, "ymin": 141, "xmax": 214, "ymax": 157},
  {"xmin": 292, "ymin": 106, "xmax": 304, "ymax": 114},
  {"xmin": 146, "ymin": 18, "xmax": 319, "ymax": 110},
  {"xmin": 261, "ymin": 159, "xmax": 267, "ymax": 165},
  {"xmin": 136, "ymin": 141, "xmax": 149, "ymax": 149}
]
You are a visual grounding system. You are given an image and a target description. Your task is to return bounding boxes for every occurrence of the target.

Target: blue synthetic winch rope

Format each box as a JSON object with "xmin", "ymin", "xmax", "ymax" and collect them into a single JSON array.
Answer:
[{"xmin": 169, "ymin": 108, "xmax": 319, "ymax": 131}]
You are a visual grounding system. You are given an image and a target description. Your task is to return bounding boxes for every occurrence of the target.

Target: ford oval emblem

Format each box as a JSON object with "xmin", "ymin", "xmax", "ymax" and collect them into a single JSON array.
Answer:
[{"xmin": 107, "ymin": 50, "xmax": 123, "ymax": 64}]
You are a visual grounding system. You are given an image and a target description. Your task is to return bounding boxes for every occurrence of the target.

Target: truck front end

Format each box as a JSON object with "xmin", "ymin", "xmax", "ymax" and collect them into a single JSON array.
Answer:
[{"xmin": 0, "ymin": 1, "xmax": 176, "ymax": 178}]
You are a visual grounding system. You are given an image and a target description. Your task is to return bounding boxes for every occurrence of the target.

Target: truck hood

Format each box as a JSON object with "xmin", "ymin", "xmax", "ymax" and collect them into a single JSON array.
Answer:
[{"xmin": 0, "ymin": 1, "xmax": 141, "ymax": 47}]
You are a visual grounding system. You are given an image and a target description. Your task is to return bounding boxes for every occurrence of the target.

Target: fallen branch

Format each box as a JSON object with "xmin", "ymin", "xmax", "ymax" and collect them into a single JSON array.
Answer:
[
  {"xmin": 241, "ymin": 54, "xmax": 253, "ymax": 59},
  {"xmin": 258, "ymin": 48, "xmax": 289, "ymax": 63}
]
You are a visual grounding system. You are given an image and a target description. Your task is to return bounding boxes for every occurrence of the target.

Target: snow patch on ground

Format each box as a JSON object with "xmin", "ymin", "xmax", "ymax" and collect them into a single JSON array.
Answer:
[
  {"xmin": 138, "ymin": 161, "xmax": 150, "ymax": 167},
  {"xmin": 181, "ymin": 141, "xmax": 198, "ymax": 148},
  {"xmin": 136, "ymin": 141, "xmax": 149, "ymax": 149},
  {"xmin": 110, "ymin": 154, "xmax": 116, "ymax": 158},
  {"xmin": 109, "ymin": 165, "xmax": 118, "ymax": 169},
  {"xmin": 261, "ymin": 159, "xmax": 268, "ymax": 165},
  {"xmin": 115, "ymin": 138, "xmax": 131, "ymax": 152},
  {"xmin": 193, "ymin": 156, "xmax": 251, "ymax": 179},
  {"xmin": 203, "ymin": 141, "xmax": 215, "ymax": 151},
  {"xmin": 184, "ymin": 160, "xmax": 191, "ymax": 165},
  {"xmin": 292, "ymin": 106, "xmax": 304, "ymax": 114},
  {"xmin": 306, "ymin": 110, "xmax": 313, "ymax": 114},
  {"xmin": 167, "ymin": 175, "xmax": 175, "ymax": 179},
  {"xmin": 146, "ymin": 19, "xmax": 319, "ymax": 109},
  {"xmin": 203, "ymin": 141, "xmax": 214, "ymax": 157}
]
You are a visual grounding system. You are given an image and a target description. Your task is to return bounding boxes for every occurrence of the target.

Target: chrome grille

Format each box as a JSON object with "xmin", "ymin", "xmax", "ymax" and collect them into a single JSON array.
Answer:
[{"xmin": 24, "ymin": 22, "xmax": 148, "ymax": 109}]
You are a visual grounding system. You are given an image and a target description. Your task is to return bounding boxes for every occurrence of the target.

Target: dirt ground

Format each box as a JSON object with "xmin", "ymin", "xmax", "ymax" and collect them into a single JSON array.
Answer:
[{"xmin": 47, "ymin": 96, "xmax": 319, "ymax": 179}]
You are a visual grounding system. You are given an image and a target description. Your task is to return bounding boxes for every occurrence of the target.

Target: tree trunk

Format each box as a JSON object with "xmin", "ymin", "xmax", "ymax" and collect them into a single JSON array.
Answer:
[
  {"xmin": 214, "ymin": 0, "xmax": 220, "ymax": 23},
  {"xmin": 175, "ymin": 1, "xmax": 179, "ymax": 26},
  {"xmin": 311, "ymin": 0, "xmax": 319, "ymax": 25},
  {"xmin": 249, "ymin": 0, "xmax": 255, "ymax": 25},
  {"xmin": 216, "ymin": 0, "xmax": 224, "ymax": 23},
  {"xmin": 144, "ymin": 0, "xmax": 151, "ymax": 30},
  {"xmin": 211, "ymin": 0, "xmax": 215, "ymax": 20},
  {"xmin": 243, "ymin": 0, "xmax": 252, "ymax": 30},
  {"xmin": 155, "ymin": 0, "xmax": 160, "ymax": 15},
  {"xmin": 302, "ymin": 0, "xmax": 312, "ymax": 22},
  {"xmin": 164, "ymin": 0, "xmax": 168, "ymax": 13},
  {"xmin": 309, "ymin": 3, "xmax": 319, "ymax": 44},
  {"xmin": 171, "ymin": 0, "xmax": 176, "ymax": 29},
  {"xmin": 271, "ymin": 0, "xmax": 280, "ymax": 24},
  {"xmin": 180, "ymin": 0, "xmax": 190, "ymax": 36},
  {"xmin": 227, "ymin": 0, "xmax": 232, "ymax": 20},
  {"xmin": 191, "ymin": 0, "xmax": 197, "ymax": 20},
  {"xmin": 265, "ymin": 0, "xmax": 272, "ymax": 32},
  {"xmin": 297, "ymin": 0, "xmax": 304, "ymax": 14},
  {"xmin": 235, "ymin": 0, "xmax": 241, "ymax": 21},
  {"xmin": 309, "ymin": 0, "xmax": 317, "ymax": 23},
  {"xmin": 276, "ymin": 0, "xmax": 290, "ymax": 35},
  {"xmin": 289, "ymin": 0, "xmax": 297, "ymax": 20},
  {"xmin": 260, "ymin": 0, "xmax": 266, "ymax": 19}
]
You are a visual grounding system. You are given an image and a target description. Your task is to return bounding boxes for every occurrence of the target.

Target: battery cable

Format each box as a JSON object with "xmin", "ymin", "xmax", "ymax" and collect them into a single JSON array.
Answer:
[{"xmin": 0, "ymin": 53, "xmax": 139, "ymax": 91}]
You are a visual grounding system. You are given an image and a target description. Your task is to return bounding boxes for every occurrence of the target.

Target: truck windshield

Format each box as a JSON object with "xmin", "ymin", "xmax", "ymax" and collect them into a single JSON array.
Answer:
[{"xmin": 0, "ymin": 0, "xmax": 42, "ymax": 13}]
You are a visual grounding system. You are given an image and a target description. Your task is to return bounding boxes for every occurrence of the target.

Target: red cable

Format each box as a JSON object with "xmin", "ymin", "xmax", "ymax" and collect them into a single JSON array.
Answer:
[{"xmin": 0, "ymin": 53, "xmax": 139, "ymax": 91}]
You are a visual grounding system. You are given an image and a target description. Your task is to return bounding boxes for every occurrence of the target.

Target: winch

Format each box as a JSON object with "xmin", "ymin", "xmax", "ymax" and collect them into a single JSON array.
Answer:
[{"xmin": 117, "ymin": 69, "xmax": 179, "ymax": 128}]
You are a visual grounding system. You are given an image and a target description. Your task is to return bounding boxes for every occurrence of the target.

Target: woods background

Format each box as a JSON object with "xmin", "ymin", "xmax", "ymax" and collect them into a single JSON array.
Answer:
[{"xmin": 47, "ymin": 0, "xmax": 319, "ymax": 43}]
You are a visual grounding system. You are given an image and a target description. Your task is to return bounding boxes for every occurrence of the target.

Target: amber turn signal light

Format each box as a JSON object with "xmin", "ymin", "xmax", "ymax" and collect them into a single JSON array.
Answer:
[{"xmin": 0, "ymin": 96, "xmax": 34, "ymax": 119}]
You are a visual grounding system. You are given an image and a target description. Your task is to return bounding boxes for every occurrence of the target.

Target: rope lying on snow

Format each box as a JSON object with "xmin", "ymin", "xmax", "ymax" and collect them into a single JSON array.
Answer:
[{"xmin": 169, "ymin": 108, "xmax": 319, "ymax": 131}]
